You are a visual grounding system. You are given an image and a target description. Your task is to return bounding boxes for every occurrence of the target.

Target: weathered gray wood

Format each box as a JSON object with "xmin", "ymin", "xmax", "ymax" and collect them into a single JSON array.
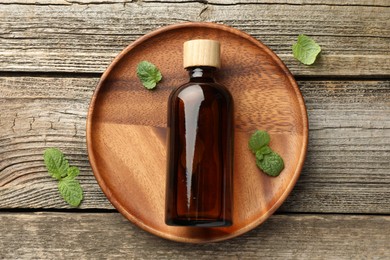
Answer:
[
  {"xmin": 282, "ymin": 80, "xmax": 390, "ymax": 213},
  {"xmin": 0, "ymin": 2, "xmax": 389, "ymax": 76},
  {"xmin": 0, "ymin": 212, "xmax": 388, "ymax": 259},
  {"xmin": 146, "ymin": 0, "xmax": 390, "ymax": 5},
  {"xmin": 3, "ymin": 0, "xmax": 390, "ymax": 5},
  {"xmin": 0, "ymin": 77, "xmax": 113, "ymax": 209},
  {"xmin": 0, "ymin": 76, "xmax": 389, "ymax": 213}
]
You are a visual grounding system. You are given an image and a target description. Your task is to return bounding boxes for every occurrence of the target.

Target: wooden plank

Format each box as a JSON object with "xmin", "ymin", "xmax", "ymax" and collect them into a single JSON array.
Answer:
[
  {"xmin": 0, "ymin": 2, "xmax": 389, "ymax": 76},
  {"xmin": 0, "ymin": 212, "xmax": 388, "ymax": 258},
  {"xmin": 282, "ymin": 80, "xmax": 390, "ymax": 213},
  {"xmin": 0, "ymin": 76, "xmax": 389, "ymax": 212},
  {"xmin": 148, "ymin": 0, "xmax": 390, "ymax": 6},
  {"xmin": 0, "ymin": 76, "xmax": 113, "ymax": 209},
  {"xmin": 2, "ymin": 0, "xmax": 390, "ymax": 6}
]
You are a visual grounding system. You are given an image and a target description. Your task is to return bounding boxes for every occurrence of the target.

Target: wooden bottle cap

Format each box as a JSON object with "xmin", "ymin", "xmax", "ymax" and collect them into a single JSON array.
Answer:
[{"xmin": 183, "ymin": 39, "xmax": 221, "ymax": 68}]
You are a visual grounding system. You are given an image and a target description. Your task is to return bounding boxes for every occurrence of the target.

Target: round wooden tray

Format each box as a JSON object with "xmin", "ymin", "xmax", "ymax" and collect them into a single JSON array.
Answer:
[{"xmin": 86, "ymin": 22, "xmax": 308, "ymax": 243}]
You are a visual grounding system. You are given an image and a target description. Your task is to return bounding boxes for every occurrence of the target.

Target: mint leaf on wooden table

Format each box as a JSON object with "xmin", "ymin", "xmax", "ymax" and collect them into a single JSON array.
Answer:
[
  {"xmin": 137, "ymin": 60, "xmax": 162, "ymax": 90},
  {"xmin": 43, "ymin": 148, "xmax": 84, "ymax": 207},
  {"xmin": 43, "ymin": 148, "xmax": 69, "ymax": 180},
  {"xmin": 58, "ymin": 177, "xmax": 83, "ymax": 207},
  {"xmin": 292, "ymin": 34, "xmax": 321, "ymax": 65},
  {"xmin": 67, "ymin": 166, "xmax": 80, "ymax": 178},
  {"xmin": 249, "ymin": 130, "xmax": 285, "ymax": 177}
]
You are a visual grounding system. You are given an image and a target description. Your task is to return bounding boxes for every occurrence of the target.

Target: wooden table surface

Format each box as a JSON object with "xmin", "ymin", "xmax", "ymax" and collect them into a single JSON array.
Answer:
[{"xmin": 0, "ymin": 0, "xmax": 389, "ymax": 259}]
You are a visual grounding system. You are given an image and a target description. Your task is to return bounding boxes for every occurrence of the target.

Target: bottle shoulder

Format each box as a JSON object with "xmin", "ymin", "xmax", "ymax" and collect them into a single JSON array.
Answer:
[{"xmin": 170, "ymin": 82, "xmax": 233, "ymax": 102}]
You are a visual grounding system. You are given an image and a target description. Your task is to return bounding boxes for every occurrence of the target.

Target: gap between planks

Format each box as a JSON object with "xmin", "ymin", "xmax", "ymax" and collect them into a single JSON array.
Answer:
[{"xmin": 0, "ymin": 71, "xmax": 390, "ymax": 81}]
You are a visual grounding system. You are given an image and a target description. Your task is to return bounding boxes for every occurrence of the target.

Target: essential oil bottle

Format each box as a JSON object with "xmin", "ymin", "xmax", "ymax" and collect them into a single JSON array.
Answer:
[{"xmin": 165, "ymin": 39, "xmax": 234, "ymax": 227}]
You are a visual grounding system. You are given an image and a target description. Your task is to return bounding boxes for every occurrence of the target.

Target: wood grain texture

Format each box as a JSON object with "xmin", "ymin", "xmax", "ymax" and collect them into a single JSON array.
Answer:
[
  {"xmin": 1, "ymin": 76, "xmax": 389, "ymax": 213},
  {"xmin": 86, "ymin": 22, "xmax": 308, "ymax": 242},
  {"xmin": 0, "ymin": 76, "xmax": 112, "ymax": 209},
  {"xmin": 0, "ymin": 212, "xmax": 388, "ymax": 259},
  {"xmin": 0, "ymin": 2, "xmax": 389, "ymax": 76},
  {"xmin": 3, "ymin": 0, "xmax": 390, "ymax": 6},
  {"xmin": 149, "ymin": 0, "xmax": 390, "ymax": 5}
]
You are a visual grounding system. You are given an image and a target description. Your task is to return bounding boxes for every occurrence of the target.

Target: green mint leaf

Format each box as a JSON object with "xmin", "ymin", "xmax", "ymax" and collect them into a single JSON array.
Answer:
[
  {"xmin": 58, "ymin": 177, "xmax": 83, "ymax": 207},
  {"xmin": 43, "ymin": 148, "xmax": 69, "ymax": 180},
  {"xmin": 136, "ymin": 61, "xmax": 162, "ymax": 90},
  {"xmin": 256, "ymin": 152, "xmax": 284, "ymax": 177},
  {"xmin": 258, "ymin": 145, "xmax": 273, "ymax": 155},
  {"xmin": 67, "ymin": 166, "xmax": 80, "ymax": 178},
  {"xmin": 255, "ymin": 145, "xmax": 273, "ymax": 161},
  {"xmin": 248, "ymin": 130, "xmax": 270, "ymax": 153},
  {"xmin": 292, "ymin": 34, "xmax": 321, "ymax": 65},
  {"xmin": 43, "ymin": 148, "xmax": 84, "ymax": 207}
]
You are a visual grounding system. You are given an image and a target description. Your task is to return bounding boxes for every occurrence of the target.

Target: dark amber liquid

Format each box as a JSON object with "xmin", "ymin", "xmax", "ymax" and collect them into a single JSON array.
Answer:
[{"xmin": 165, "ymin": 67, "xmax": 233, "ymax": 227}]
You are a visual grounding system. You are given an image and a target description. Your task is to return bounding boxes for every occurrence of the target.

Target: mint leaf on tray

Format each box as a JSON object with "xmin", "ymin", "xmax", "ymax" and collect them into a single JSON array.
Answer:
[
  {"xmin": 248, "ymin": 130, "xmax": 270, "ymax": 153},
  {"xmin": 249, "ymin": 130, "xmax": 285, "ymax": 177},
  {"xmin": 137, "ymin": 60, "xmax": 162, "ymax": 90},
  {"xmin": 256, "ymin": 152, "xmax": 284, "ymax": 177}
]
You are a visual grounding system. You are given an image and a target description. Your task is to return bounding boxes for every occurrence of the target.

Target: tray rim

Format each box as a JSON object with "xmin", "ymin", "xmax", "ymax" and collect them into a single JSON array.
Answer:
[{"xmin": 86, "ymin": 22, "xmax": 309, "ymax": 243}]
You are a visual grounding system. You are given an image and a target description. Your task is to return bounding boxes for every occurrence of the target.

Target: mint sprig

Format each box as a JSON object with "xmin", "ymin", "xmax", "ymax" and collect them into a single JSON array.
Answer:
[
  {"xmin": 43, "ymin": 148, "xmax": 69, "ymax": 180},
  {"xmin": 292, "ymin": 34, "xmax": 321, "ymax": 65},
  {"xmin": 43, "ymin": 148, "xmax": 83, "ymax": 207},
  {"xmin": 136, "ymin": 60, "xmax": 162, "ymax": 90},
  {"xmin": 249, "ymin": 130, "xmax": 270, "ymax": 153},
  {"xmin": 249, "ymin": 130, "xmax": 285, "ymax": 177},
  {"xmin": 255, "ymin": 145, "xmax": 272, "ymax": 161},
  {"xmin": 256, "ymin": 152, "xmax": 284, "ymax": 177},
  {"xmin": 58, "ymin": 177, "xmax": 83, "ymax": 207}
]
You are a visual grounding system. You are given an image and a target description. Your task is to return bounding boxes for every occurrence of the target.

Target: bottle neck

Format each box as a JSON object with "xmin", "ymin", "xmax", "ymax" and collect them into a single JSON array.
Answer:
[{"xmin": 187, "ymin": 66, "xmax": 217, "ymax": 83}]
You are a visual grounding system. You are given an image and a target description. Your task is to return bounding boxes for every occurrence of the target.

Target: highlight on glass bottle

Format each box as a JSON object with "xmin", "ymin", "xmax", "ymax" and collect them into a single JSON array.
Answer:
[{"xmin": 165, "ymin": 39, "xmax": 234, "ymax": 227}]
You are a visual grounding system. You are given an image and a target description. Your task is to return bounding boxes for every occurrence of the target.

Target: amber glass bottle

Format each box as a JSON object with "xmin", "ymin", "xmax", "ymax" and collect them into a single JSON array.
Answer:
[{"xmin": 165, "ymin": 39, "xmax": 233, "ymax": 227}]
